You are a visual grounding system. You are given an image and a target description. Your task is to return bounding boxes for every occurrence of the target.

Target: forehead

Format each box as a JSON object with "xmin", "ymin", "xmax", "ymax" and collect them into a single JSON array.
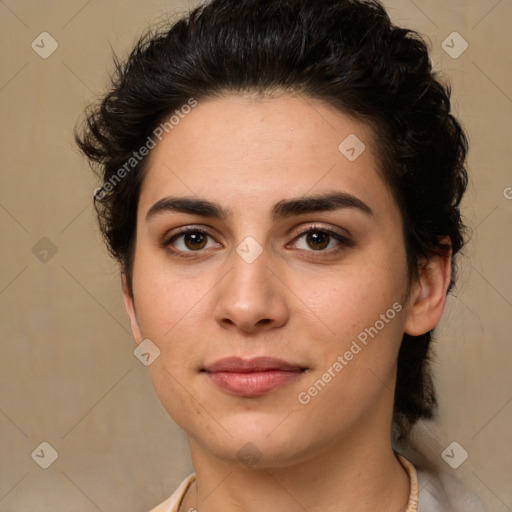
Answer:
[{"xmin": 138, "ymin": 94, "xmax": 397, "ymax": 221}]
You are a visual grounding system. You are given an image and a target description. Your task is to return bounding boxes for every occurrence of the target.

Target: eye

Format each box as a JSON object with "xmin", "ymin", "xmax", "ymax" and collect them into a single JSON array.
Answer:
[
  {"xmin": 290, "ymin": 226, "xmax": 352, "ymax": 254},
  {"xmin": 162, "ymin": 225, "xmax": 352, "ymax": 259},
  {"xmin": 163, "ymin": 228, "xmax": 220, "ymax": 256}
]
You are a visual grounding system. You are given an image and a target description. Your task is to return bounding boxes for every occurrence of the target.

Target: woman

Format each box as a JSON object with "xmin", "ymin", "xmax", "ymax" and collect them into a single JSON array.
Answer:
[{"xmin": 76, "ymin": 0, "xmax": 484, "ymax": 510}]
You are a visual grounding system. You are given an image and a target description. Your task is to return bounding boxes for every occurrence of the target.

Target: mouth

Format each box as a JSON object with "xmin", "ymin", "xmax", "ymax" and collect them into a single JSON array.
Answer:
[{"xmin": 202, "ymin": 357, "xmax": 308, "ymax": 397}]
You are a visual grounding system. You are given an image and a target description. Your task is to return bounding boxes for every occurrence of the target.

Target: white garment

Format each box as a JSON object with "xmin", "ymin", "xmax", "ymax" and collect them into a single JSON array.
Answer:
[
  {"xmin": 416, "ymin": 465, "xmax": 485, "ymax": 512},
  {"xmin": 148, "ymin": 454, "xmax": 485, "ymax": 511}
]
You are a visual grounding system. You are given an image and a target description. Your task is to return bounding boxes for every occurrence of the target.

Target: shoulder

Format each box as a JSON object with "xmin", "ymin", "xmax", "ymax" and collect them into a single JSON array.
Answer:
[
  {"xmin": 416, "ymin": 466, "xmax": 486, "ymax": 512},
  {"xmin": 149, "ymin": 462, "xmax": 487, "ymax": 512},
  {"xmin": 395, "ymin": 425, "xmax": 488, "ymax": 512},
  {"xmin": 148, "ymin": 474, "xmax": 196, "ymax": 512}
]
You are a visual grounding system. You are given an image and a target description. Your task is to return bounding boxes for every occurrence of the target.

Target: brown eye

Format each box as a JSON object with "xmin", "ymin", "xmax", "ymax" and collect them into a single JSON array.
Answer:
[
  {"xmin": 290, "ymin": 226, "xmax": 353, "ymax": 257},
  {"xmin": 183, "ymin": 231, "xmax": 207, "ymax": 250},
  {"xmin": 305, "ymin": 231, "xmax": 330, "ymax": 250},
  {"xmin": 164, "ymin": 228, "xmax": 219, "ymax": 255}
]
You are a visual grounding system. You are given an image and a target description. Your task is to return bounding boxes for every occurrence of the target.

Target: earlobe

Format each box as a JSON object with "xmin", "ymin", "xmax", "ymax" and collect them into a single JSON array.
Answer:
[
  {"xmin": 403, "ymin": 240, "xmax": 452, "ymax": 337},
  {"xmin": 121, "ymin": 272, "xmax": 143, "ymax": 345}
]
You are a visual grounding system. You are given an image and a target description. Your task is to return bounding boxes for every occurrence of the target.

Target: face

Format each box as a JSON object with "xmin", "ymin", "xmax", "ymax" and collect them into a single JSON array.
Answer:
[{"xmin": 123, "ymin": 94, "xmax": 424, "ymax": 468}]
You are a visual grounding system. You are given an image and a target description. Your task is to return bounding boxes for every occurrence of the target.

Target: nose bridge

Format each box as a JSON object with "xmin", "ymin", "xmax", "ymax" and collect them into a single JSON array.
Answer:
[
  {"xmin": 212, "ymin": 238, "xmax": 289, "ymax": 332},
  {"xmin": 232, "ymin": 244, "xmax": 271, "ymax": 294},
  {"xmin": 227, "ymin": 241, "xmax": 274, "ymax": 308}
]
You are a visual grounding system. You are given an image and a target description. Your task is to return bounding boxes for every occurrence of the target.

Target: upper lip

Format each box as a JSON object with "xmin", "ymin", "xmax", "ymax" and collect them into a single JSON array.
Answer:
[{"xmin": 204, "ymin": 357, "xmax": 305, "ymax": 373}]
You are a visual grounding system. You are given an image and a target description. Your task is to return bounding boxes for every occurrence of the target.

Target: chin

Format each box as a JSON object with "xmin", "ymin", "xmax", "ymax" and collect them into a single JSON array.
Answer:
[{"xmin": 184, "ymin": 410, "xmax": 327, "ymax": 469}]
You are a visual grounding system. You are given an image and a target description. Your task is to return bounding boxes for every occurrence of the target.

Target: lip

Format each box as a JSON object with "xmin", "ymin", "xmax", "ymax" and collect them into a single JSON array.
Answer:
[{"xmin": 203, "ymin": 357, "xmax": 307, "ymax": 397}]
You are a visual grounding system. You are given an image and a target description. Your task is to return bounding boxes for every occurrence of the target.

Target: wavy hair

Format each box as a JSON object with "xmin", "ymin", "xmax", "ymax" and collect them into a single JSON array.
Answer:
[{"xmin": 76, "ymin": 0, "xmax": 469, "ymax": 441}]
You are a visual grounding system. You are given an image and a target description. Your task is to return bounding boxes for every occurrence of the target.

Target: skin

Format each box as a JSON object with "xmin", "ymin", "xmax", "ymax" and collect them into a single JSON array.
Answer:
[{"xmin": 122, "ymin": 94, "xmax": 452, "ymax": 512}]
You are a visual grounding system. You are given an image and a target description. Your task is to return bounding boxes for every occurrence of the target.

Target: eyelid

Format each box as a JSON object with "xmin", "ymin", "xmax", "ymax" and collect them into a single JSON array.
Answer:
[
  {"xmin": 162, "ymin": 223, "xmax": 353, "ymax": 256},
  {"xmin": 288, "ymin": 223, "xmax": 352, "ymax": 243},
  {"xmin": 286, "ymin": 224, "xmax": 354, "ymax": 256},
  {"xmin": 161, "ymin": 225, "xmax": 220, "ymax": 250}
]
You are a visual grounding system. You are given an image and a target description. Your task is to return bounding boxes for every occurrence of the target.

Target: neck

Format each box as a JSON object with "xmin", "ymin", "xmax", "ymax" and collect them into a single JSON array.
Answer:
[{"xmin": 181, "ymin": 429, "xmax": 410, "ymax": 512}]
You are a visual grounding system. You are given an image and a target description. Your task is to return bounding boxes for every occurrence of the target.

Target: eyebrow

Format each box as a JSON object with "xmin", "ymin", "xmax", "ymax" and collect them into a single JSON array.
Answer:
[{"xmin": 146, "ymin": 191, "xmax": 374, "ymax": 223}]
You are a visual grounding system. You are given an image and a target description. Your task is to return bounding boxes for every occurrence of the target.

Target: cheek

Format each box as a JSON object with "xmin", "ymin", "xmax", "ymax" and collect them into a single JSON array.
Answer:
[
  {"xmin": 292, "ymin": 259, "xmax": 405, "ymax": 335},
  {"xmin": 294, "ymin": 284, "xmax": 405, "ymax": 430},
  {"xmin": 290, "ymin": 253, "xmax": 407, "ymax": 395},
  {"xmin": 147, "ymin": 362, "xmax": 214, "ymax": 437},
  {"xmin": 132, "ymin": 253, "xmax": 209, "ymax": 340}
]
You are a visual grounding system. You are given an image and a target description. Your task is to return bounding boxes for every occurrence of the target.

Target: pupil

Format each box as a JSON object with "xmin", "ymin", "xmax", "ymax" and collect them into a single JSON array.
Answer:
[
  {"xmin": 307, "ymin": 232, "xmax": 329, "ymax": 250},
  {"xmin": 185, "ymin": 232, "xmax": 206, "ymax": 250}
]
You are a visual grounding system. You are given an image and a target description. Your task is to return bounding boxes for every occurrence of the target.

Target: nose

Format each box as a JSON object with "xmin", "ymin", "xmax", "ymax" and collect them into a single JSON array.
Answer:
[{"xmin": 212, "ymin": 247, "xmax": 290, "ymax": 335}]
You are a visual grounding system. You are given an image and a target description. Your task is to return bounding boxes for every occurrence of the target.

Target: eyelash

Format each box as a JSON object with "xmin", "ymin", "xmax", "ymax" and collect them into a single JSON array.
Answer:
[{"xmin": 161, "ymin": 225, "xmax": 353, "ymax": 259}]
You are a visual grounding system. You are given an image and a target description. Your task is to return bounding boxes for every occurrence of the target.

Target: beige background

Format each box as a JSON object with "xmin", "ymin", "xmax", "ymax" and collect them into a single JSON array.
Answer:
[{"xmin": 0, "ymin": 0, "xmax": 510, "ymax": 510}]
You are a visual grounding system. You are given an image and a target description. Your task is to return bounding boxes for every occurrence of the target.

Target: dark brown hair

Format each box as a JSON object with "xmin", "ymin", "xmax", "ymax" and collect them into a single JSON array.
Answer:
[{"xmin": 76, "ymin": 0, "xmax": 469, "ymax": 441}]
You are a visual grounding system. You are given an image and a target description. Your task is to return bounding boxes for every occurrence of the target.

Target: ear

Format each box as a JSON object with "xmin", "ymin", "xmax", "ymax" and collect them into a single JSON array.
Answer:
[
  {"xmin": 121, "ymin": 272, "xmax": 143, "ymax": 345},
  {"xmin": 403, "ymin": 239, "xmax": 452, "ymax": 336}
]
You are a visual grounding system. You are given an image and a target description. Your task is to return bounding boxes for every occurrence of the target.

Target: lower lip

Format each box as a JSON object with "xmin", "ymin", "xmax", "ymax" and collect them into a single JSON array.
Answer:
[{"xmin": 207, "ymin": 370, "xmax": 304, "ymax": 397}]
